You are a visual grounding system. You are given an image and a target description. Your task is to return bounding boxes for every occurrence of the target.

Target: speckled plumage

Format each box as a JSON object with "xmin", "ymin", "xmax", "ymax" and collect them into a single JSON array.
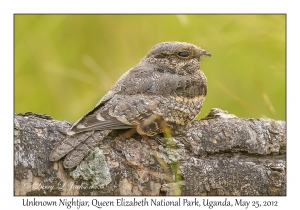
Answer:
[{"xmin": 50, "ymin": 41, "xmax": 211, "ymax": 168}]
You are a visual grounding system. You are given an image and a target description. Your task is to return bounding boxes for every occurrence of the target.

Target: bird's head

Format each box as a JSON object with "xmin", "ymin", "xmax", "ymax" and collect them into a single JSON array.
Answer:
[{"xmin": 142, "ymin": 41, "xmax": 211, "ymax": 74}]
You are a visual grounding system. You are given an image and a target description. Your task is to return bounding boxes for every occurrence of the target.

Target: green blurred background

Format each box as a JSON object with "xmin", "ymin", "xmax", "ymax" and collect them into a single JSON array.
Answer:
[{"xmin": 14, "ymin": 15, "xmax": 286, "ymax": 122}]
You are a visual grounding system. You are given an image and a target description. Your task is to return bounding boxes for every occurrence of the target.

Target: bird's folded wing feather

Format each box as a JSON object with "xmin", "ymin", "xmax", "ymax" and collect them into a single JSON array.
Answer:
[{"xmin": 69, "ymin": 87, "xmax": 136, "ymax": 134}]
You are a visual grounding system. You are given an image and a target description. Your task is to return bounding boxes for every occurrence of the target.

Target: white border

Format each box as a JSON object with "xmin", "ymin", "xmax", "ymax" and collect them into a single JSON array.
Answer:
[{"xmin": 2, "ymin": 0, "xmax": 299, "ymax": 209}]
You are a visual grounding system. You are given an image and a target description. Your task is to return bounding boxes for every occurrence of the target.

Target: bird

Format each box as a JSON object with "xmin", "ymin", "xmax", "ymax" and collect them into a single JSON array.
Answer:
[{"xmin": 49, "ymin": 41, "xmax": 211, "ymax": 168}]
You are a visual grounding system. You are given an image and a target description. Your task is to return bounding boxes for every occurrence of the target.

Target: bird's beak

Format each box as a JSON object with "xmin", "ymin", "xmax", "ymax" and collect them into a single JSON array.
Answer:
[{"xmin": 200, "ymin": 49, "xmax": 211, "ymax": 57}]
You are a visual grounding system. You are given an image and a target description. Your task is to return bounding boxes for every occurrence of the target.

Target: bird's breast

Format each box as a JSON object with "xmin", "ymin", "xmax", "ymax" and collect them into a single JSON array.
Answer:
[{"xmin": 152, "ymin": 94, "xmax": 205, "ymax": 126}]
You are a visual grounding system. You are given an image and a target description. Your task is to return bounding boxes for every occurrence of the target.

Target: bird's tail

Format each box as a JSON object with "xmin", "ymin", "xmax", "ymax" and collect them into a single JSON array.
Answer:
[{"xmin": 49, "ymin": 130, "xmax": 111, "ymax": 168}]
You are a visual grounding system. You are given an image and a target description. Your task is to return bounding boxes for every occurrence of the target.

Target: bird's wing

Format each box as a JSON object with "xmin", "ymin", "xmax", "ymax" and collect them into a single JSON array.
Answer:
[
  {"xmin": 69, "ymin": 87, "xmax": 136, "ymax": 134},
  {"xmin": 69, "ymin": 66, "xmax": 154, "ymax": 134}
]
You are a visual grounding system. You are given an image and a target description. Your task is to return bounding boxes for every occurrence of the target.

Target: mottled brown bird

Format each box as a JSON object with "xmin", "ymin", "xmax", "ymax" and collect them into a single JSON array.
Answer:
[{"xmin": 50, "ymin": 41, "xmax": 211, "ymax": 168}]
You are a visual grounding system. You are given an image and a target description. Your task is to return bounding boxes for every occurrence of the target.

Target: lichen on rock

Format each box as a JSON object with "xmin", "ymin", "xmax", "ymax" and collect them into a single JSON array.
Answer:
[{"xmin": 70, "ymin": 147, "xmax": 112, "ymax": 189}]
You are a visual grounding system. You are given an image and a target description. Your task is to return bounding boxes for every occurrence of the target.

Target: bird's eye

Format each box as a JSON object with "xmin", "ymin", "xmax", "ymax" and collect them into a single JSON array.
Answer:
[{"xmin": 178, "ymin": 51, "xmax": 189, "ymax": 57}]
